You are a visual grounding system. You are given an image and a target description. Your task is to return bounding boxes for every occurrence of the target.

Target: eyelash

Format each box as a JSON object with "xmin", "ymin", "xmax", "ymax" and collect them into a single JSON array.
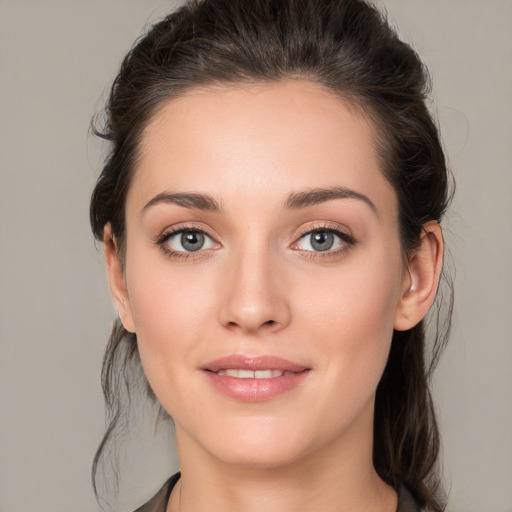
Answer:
[
  {"xmin": 292, "ymin": 224, "xmax": 356, "ymax": 259},
  {"xmin": 156, "ymin": 223, "xmax": 355, "ymax": 260},
  {"xmin": 156, "ymin": 224, "xmax": 218, "ymax": 260}
]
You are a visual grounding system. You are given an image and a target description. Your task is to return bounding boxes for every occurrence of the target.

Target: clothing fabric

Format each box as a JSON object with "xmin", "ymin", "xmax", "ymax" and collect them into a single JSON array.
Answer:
[{"xmin": 133, "ymin": 472, "xmax": 421, "ymax": 512}]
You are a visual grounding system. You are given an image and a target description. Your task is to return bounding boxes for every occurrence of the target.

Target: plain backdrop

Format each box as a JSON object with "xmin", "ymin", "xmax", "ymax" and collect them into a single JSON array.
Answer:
[{"xmin": 1, "ymin": 1, "xmax": 511, "ymax": 511}]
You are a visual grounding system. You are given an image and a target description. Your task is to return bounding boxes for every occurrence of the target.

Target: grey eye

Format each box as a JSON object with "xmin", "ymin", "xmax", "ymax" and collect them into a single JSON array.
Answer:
[
  {"xmin": 163, "ymin": 229, "xmax": 217, "ymax": 253},
  {"xmin": 309, "ymin": 231, "xmax": 334, "ymax": 251},
  {"xmin": 180, "ymin": 231, "xmax": 205, "ymax": 252},
  {"xmin": 294, "ymin": 229, "xmax": 351, "ymax": 253}
]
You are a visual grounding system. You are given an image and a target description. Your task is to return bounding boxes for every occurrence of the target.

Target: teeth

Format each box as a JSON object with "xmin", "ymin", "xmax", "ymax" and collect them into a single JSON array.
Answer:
[
  {"xmin": 255, "ymin": 370, "xmax": 278, "ymax": 378},
  {"xmin": 216, "ymin": 369, "xmax": 291, "ymax": 378}
]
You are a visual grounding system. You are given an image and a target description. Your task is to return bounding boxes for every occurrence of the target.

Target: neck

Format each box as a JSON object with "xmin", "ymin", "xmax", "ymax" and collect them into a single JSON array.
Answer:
[{"xmin": 168, "ymin": 402, "xmax": 397, "ymax": 512}]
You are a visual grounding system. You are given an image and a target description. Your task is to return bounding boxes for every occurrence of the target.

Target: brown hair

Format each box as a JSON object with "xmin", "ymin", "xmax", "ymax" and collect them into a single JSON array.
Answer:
[{"xmin": 90, "ymin": 0, "xmax": 453, "ymax": 509}]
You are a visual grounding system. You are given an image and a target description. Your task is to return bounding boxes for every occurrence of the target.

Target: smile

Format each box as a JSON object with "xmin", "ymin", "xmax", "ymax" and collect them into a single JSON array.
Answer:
[
  {"xmin": 215, "ymin": 369, "xmax": 296, "ymax": 378},
  {"xmin": 203, "ymin": 355, "xmax": 311, "ymax": 402}
]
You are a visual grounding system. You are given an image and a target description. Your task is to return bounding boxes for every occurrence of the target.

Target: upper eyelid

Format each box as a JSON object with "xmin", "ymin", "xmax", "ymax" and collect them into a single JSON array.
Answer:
[
  {"xmin": 157, "ymin": 226, "xmax": 219, "ymax": 256},
  {"xmin": 158, "ymin": 223, "xmax": 217, "ymax": 240},
  {"xmin": 291, "ymin": 223, "xmax": 356, "ymax": 251},
  {"xmin": 294, "ymin": 222, "xmax": 353, "ymax": 239}
]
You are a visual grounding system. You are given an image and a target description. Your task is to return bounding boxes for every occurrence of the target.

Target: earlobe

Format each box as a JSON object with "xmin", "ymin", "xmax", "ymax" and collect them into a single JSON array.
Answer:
[
  {"xmin": 104, "ymin": 224, "xmax": 136, "ymax": 333},
  {"xmin": 394, "ymin": 221, "xmax": 444, "ymax": 331}
]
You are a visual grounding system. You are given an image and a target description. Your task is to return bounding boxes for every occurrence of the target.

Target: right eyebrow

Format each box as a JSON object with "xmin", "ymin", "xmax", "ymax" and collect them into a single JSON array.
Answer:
[{"xmin": 141, "ymin": 191, "xmax": 222, "ymax": 215}]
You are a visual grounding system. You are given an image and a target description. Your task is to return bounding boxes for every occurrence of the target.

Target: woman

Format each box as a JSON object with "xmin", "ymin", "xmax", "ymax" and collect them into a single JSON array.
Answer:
[{"xmin": 90, "ymin": 0, "xmax": 452, "ymax": 510}]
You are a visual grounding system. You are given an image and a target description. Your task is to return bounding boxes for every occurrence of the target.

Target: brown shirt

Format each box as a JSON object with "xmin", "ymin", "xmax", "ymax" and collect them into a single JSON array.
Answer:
[{"xmin": 133, "ymin": 472, "xmax": 421, "ymax": 512}]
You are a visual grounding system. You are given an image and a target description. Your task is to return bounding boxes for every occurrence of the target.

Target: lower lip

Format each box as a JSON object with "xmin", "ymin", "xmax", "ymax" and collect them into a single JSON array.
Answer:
[{"xmin": 203, "ymin": 370, "xmax": 310, "ymax": 402}]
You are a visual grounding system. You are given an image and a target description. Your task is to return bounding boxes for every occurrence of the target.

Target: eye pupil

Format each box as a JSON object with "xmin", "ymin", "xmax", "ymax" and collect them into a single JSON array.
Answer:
[
  {"xmin": 181, "ymin": 231, "xmax": 205, "ymax": 251},
  {"xmin": 311, "ymin": 231, "xmax": 334, "ymax": 251}
]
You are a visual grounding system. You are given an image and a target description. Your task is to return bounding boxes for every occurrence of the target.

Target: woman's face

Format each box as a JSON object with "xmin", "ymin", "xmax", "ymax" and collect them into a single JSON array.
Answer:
[{"xmin": 115, "ymin": 81, "xmax": 410, "ymax": 467}]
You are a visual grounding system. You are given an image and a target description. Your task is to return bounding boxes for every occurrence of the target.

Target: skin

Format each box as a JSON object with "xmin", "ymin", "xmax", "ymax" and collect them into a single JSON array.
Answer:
[{"xmin": 105, "ymin": 81, "xmax": 443, "ymax": 512}]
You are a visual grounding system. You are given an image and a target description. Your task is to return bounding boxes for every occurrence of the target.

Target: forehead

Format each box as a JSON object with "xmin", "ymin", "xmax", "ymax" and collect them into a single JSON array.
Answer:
[{"xmin": 130, "ymin": 80, "xmax": 396, "ymax": 218}]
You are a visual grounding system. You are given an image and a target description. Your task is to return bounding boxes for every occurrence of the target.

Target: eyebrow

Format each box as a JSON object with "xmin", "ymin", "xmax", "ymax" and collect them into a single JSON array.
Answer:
[
  {"xmin": 284, "ymin": 186, "xmax": 379, "ymax": 216},
  {"xmin": 142, "ymin": 191, "xmax": 222, "ymax": 214},
  {"xmin": 141, "ymin": 186, "xmax": 378, "ymax": 216}
]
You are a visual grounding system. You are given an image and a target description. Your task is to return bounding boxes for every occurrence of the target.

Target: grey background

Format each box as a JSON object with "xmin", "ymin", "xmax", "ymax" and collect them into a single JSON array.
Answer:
[{"xmin": 1, "ymin": 1, "xmax": 511, "ymax": 511}]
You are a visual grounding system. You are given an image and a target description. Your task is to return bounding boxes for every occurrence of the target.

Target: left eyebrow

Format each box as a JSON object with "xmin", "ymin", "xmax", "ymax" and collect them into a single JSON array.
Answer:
[{"xmin": 284, "ymin": 186, "xmax": 379, "ymax": 216}]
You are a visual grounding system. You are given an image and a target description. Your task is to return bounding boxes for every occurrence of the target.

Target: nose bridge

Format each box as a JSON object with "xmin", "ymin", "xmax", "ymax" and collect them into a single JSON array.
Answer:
[{"xmin": 219, "ymin": 236, "xmax": 290, "ymax": 333}]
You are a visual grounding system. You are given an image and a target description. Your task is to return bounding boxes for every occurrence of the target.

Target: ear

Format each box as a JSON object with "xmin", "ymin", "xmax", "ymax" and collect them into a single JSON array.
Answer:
[
  {"xmin": 104, "ymin": 224, "xmax": 136, "ymax": 333},
  {"xmin": 394, "ymin": 221, "xmax": 444, "ymax": 331}
]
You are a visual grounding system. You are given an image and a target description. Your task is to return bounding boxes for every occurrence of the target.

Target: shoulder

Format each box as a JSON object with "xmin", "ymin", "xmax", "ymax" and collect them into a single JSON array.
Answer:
[{"xmin": 132, "ymin": 472, "xmax": 181, "ymax": 512}]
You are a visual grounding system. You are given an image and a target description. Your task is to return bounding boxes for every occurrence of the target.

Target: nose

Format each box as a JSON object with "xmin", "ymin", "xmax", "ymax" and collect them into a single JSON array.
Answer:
[{"xmin": 218, "ymin": 245, "xmax": 291, "ymax": 335}]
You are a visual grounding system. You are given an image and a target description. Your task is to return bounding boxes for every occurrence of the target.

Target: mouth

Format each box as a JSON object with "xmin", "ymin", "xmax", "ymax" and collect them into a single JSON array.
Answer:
[
  {"xmin": 214, "ymin": 369, "xmax": 297, "ymax": 378},
  {"xmin": 202, "ymin": 355, "xmax": 311, "ymax": 402},
  {"xmin": 203, "ymin": 354, "xmax": 308, "ymax": 373}
]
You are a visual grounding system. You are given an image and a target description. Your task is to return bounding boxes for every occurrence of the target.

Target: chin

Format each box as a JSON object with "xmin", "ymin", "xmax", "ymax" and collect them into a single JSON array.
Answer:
[
  {"xmin": 193, "ymin": 417, "xmax": 327, "ymax": 470},
  {"xmin": 212, "ymin": 441, "xmax": 309, "ymax": 469}
]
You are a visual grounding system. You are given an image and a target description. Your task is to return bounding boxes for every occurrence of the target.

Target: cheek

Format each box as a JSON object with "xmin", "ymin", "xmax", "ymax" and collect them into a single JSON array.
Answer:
[
  {"xmin": 302, "ymin": 248, "xmax": 402, "ymax": 329},
  {"xmin": 126, "ymin": 239, "xmax": 217, "ymax": 329},
  {"xmin": 123, "ymin": 255, "xmax": 214, "ymax": 384},
  {"xmin": 301, "ymin": 250, "xmax": 404, "ymax": 394}
]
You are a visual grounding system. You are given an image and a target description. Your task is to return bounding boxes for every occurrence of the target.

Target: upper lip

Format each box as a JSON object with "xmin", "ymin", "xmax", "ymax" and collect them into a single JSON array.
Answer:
[{"xmin": 203, "ymin": 355, "xmax": 309, "ymax": 373}]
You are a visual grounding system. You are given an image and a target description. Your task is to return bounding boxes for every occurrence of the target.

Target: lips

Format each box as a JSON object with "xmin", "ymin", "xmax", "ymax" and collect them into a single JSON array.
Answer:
[
  {"xmin": 216, "ymin": 369, "xmax": 296, "ymax": 378},
  {"xmin": 204, "ymin": 355, "xmax": 308, "ymax": 373},
  {"xmin": 202, "ymin": 355, "xmax": 311, "ymax": 402}
]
